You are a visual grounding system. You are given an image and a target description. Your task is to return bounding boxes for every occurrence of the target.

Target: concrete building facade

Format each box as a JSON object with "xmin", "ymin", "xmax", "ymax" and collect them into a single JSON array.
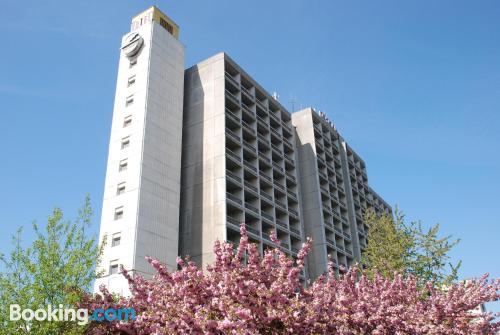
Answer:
[{"xmin": 95, "ymin": 7, "xmax": 391, "ymax": 294}]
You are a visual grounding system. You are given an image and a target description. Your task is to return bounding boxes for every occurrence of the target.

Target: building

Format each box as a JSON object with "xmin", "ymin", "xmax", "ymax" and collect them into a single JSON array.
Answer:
[
  {"xmin": 94, "ymin": 7, "xmax": 184, "ymax": 295},
  {"xmin": 95, "ymin": 6, "xmax": 391, "ymax": 294}
]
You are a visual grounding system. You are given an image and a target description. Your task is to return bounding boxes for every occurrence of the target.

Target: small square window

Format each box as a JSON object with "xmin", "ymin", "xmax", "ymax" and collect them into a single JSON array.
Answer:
[
  {"xmin": 121, "ymin": 137, "xmax": 130, "ymax": 149},
  {"xmin": 117, "ymin": 182, "xmax": 126, "ymax": 195},
  {"xmin": 114, "ymin": 207, "xmax": 124, "ymax": 220},
  {"xmin": 123, "ymin": 116, "xmax": 132, "ymax": 127},
  {"xmin": 127, "ymin": 76, "xmax": 136, "ymax": 87},
  {"xmin": 129, "ymin": 59, "xmax": 137, "ymax": 68},
  {"xmin": 119, "ymin": 159, "xmax": 128, "ymax": 171},
  {"xmin": 126, "ymin": 95, "xmax": 134, "ymax": 106},
  {"xmin": 111, "ymin": 233, "xmax": 121, "ymax": 247},
  {"xmin": 109, "ymin": 260, "xmax": 120, "ymax": 275}
]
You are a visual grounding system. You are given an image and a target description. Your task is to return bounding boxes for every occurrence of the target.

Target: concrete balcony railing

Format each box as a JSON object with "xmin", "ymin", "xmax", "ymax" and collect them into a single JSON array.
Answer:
[
  {"xmin": 225, "ymin": 108, "xmax": 240, "ymax": 124},
  {"xmin": 245, "ymin": 202, "xmax": 260, "ymax": 216},
  {"xmin": 225, "ymin": 89, "xmax": 240, "ymax": 105},
  {"xmin": 225, "ymin": 128, "xmax": 241, "ymax": 145},
  {"xmin": 226, "ymin": 170, "xmax": 241, "ymax": 184},
  {"xmin": 261, "ymin": 211, "xmax": 274, "ymax": 222},
  {"xmin": 242, "ymin": 120, "xmax": 256, "ymax": 136},
  {"xmin": 225, "ymin": 72, "xmax": 239, "ymax": 87},
  {"xmin": 276, "ymin": 219, "xmax": 288, "ymax": 230},
  {"xmin": 290, "ymin": 226, "xmax": 301, "ymax": 236},
  {"xmin": 226, "ymin": 192, "xmax": 242, "ymax": 205},
  {"xmin": 226, "ymin": 149, "xmax": 241, "ymax": 163}
]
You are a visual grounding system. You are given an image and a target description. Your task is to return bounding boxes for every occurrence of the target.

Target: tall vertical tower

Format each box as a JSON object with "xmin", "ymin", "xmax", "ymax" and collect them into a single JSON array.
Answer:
[{"xmin": 94, "ymin": 7, "xmax": 185, "ymax": 295}]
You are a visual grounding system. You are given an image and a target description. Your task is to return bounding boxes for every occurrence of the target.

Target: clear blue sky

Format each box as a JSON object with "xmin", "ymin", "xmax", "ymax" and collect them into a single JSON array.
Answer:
[{"xmin": 1, "ymin": 0, "xmax": 498, "ymax": 312}]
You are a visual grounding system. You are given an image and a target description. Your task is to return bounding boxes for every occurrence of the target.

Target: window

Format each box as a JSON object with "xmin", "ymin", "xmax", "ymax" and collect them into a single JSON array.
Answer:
[
  {"xmin": 126, "ymin": 95, "xmax": 134, "ymax": 106},
  {"xmin": 116, "ymin": 182, "xmax": 126, "ymax": 195},
  {"xmin": 121, "ymin": 137, "xmax": 130, "ymax": 149},
  {"xmin": 119, "ymin": 159, "xmax": 128, "ymax": 171},
  {"xmin": 109, "ymin": 260, "xmax": 120, "ymax": 275},
  {"xmin": 123, "ymin": 116, "xmax": 132, "ymax": 127},
  {"xmin": 114, "ymin": 207, "xmax": 124, "ymax": 220},
  {"xmin": 111, "ymin": 233, "xmax": 121, "ymax": 247},
  {"xmin": 129, "ymin": 59, "xmax": 137, "ymax": 68},
  {"xmin": 127, "ymin": 76, "xmax": 136, "ymax": 87}
]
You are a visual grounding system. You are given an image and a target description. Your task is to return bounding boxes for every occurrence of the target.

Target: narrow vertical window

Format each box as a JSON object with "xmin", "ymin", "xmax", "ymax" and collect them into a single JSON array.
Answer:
[
  {"xmin": 114, "ymin": 207, "xmax": 124, "ymax": 220},
  {"xmin": 126, "ymin": 95, "xmax": 134, "ymax": 106},
  {"xmin": 127, "ymin": 76, "xmax": 136, "ymax": 87},
  {"xmin": 119, "ymin": 159, "xmax": 128, "ymax": 171},
  {"xmin": 121, "ymin": 137, "xmax": 130, "ymax": 149},
  {"xmin": 111, "ymin": 233, "xmax": 121, "ymax": 247},
  {"xmin": 116, "ymin": 182, "xmax": 126, "ymax": 195},
  {"xmin": 129, "ymin": 59, "xmax": 137, "ymax": 68},
  {"xmin": 109, "ymin": 260, "xmax": 120, "ymax": 275},
  {"xmin": 123, "ymin": 115, "xmax": 132, "ymax": 127}
]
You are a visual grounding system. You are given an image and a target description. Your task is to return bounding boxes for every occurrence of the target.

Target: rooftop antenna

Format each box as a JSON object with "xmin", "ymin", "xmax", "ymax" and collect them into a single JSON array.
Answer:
[
  {"xmin": 289, "ymin": 94, "xmax": 297, "ymax": 112},
  {"xmin": 272, "ymin": 91, "xmax": 279, "ymax": 101}
]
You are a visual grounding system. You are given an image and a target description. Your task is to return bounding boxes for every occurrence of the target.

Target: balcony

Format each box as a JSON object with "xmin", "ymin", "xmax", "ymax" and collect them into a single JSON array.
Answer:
[
  {"xmin": 241, "ymin": 85, "xmax": 253, "ymax": 99},
  {"xmin": 318, "ymin": 170, "xmax": 328, "ymax": 181},
  {"xmin": 226, "ymin": 193, "xmax": 242, "ymax": 205},
  {"xmin": 335, "ymin": 171, "xmax": 343, "ymax": 180},
  {"xmin": 275, "ymin": 200, "xmax": 287, "ymax": 212},
  {"xmin": 226, "ymin": 149, "xmax": 241, "ymax": 163},
  {"xmin": 225, "ymin": 89, "xmax": 240, "ymax": 106},
  {"xmin": 244, "ymin": 162, "xmax": 258, "ymax": 175},
  {"xmin": 313, "ymin": 123, "xmax": 321, "ymax": 133},
  {"xmin": 270, "ymin": 126, "xmax": 281, "ymax": 139},
  {"xmin": 242, "ymin": 103, "xmax": 254, "ymax": 119},
  {"xmin": 243, "ymin": 140, "xmax": 257, "ymax": 154},
  {"xmin": 271, "ymin": 143, "xmax": 282, "ymax": 155},
  {"xmin": 261, "ymin": 211, "xmax": 274, "ymax": 223},
  {"xmin": 273, "ymin": 162, "xmax": 284, "ymax": 174},
  {"xmin": 225, "ymin": 108, "xmax": 240, "ymax": 124},
  {"xmin": 226, "ymin": 215, "xmax": 242, "ymax": 227},
  {"xmin": 290, "ymin": 226, "xmax": 301, "ymax": 236},
  {"xmin": 288, "ymin": 208, "xmax": 299, "ymax": 218},
  {"xmin": 225, "ymin": 128, "xmax": 241, "ymax": 144},
  {"xmin": 282, "ymin": 121, "xmax": 292, "ymax": 133},
  {"xmin": 226, "ymin": 170, "xmax": 241, "ymax": 184},
  {"xmin": 256, "ymin": 99, "xmax": 266, "ymax": 110},
  {"xmin": 326, "ymin": 238, "xmax": 335, "ymax": 247},
  {"xmin": 245, "ymin": 202, "xmax": 260, "ymax": 216},
  {"xmin": 257, "ymin": 115, "xmax": 269, "ymax": 130},
  {"xmin": 287, "ymin": 190, "xmax": 298, "ymax": 202},
  {"xmin": 285, "ymin": 170, "xmax": 296, "ymax": 183},
  {"xmin": 258, "ymin": 154, "xmax": 272, "ymax": 166},
  {"xmin": 334, "ymin": 226, "xmax": 343, "ymax": 235},
  {"xmin": 244, "ymin": 181, "xmax": 259, "ymax": 196},
  {"xmin": 269, "ymin": 111, "xmax": 280, "ymax": 123},
  {"xmin": 343, "ymin": 232, "xmax": 351, "ymax": 240},
  {"xmin": 274, "ymin": 181, "xmax": 286, "ymax": 193},
  {"xmin": 225, "ymin": 72, "xmax": 239, "ymax": 87},
  {"xmin": 283, "ymin": 137, "xmax": 293, "ymax": 149},
  {"xmin": 242, "ymin": 121, "xmax": 256, "ymax": 136},
  {"xmin": 260, "ymin": 173, "xmax": 273, "ymax": 184},
  {"xmin": 276, "ymin": 219, "xmax": 288, "ymax": 230}
]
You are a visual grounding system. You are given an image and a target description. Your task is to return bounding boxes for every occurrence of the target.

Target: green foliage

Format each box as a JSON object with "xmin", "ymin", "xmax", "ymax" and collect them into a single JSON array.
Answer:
[
  {"xmin": 0, "ymin": 195, "xmax": 103, "ymax": 335},
  {"xmin": 361, "ymin": 209, "xmax": 461, "ymax": 288}
]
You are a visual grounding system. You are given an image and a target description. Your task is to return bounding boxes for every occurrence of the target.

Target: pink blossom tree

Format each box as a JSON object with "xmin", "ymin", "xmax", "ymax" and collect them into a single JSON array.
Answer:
[{"xmin": 83, "ymin": 225, "xmax": 500, "ymax": 334}]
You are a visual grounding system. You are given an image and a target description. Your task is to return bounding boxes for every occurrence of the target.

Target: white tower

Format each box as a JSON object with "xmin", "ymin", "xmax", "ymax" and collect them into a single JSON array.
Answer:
[{"xmin": 94, "ymin": 7, "xmax": 185, "ymax": 295}]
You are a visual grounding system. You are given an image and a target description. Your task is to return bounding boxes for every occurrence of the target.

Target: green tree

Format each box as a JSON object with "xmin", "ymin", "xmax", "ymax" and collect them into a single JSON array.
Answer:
[
  {"xmin": 361, "ymin": 209, "xmax": 461, "ymax": 288},
  {"xmin": 0, "ymin": 196, "xmax": 103, "ymax": 335}
]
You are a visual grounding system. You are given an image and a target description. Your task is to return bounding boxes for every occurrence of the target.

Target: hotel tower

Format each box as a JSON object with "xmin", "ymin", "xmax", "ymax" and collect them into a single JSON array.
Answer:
[{"xmin": 95, "ymin": 6, "xmax": 391, "ymax": 295}]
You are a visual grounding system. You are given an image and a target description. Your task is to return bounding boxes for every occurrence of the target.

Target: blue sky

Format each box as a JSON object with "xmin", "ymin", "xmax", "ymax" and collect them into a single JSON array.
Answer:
[{"xmin": 1, "ymin": 0, "xmax": 498, "ymax": 312}]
